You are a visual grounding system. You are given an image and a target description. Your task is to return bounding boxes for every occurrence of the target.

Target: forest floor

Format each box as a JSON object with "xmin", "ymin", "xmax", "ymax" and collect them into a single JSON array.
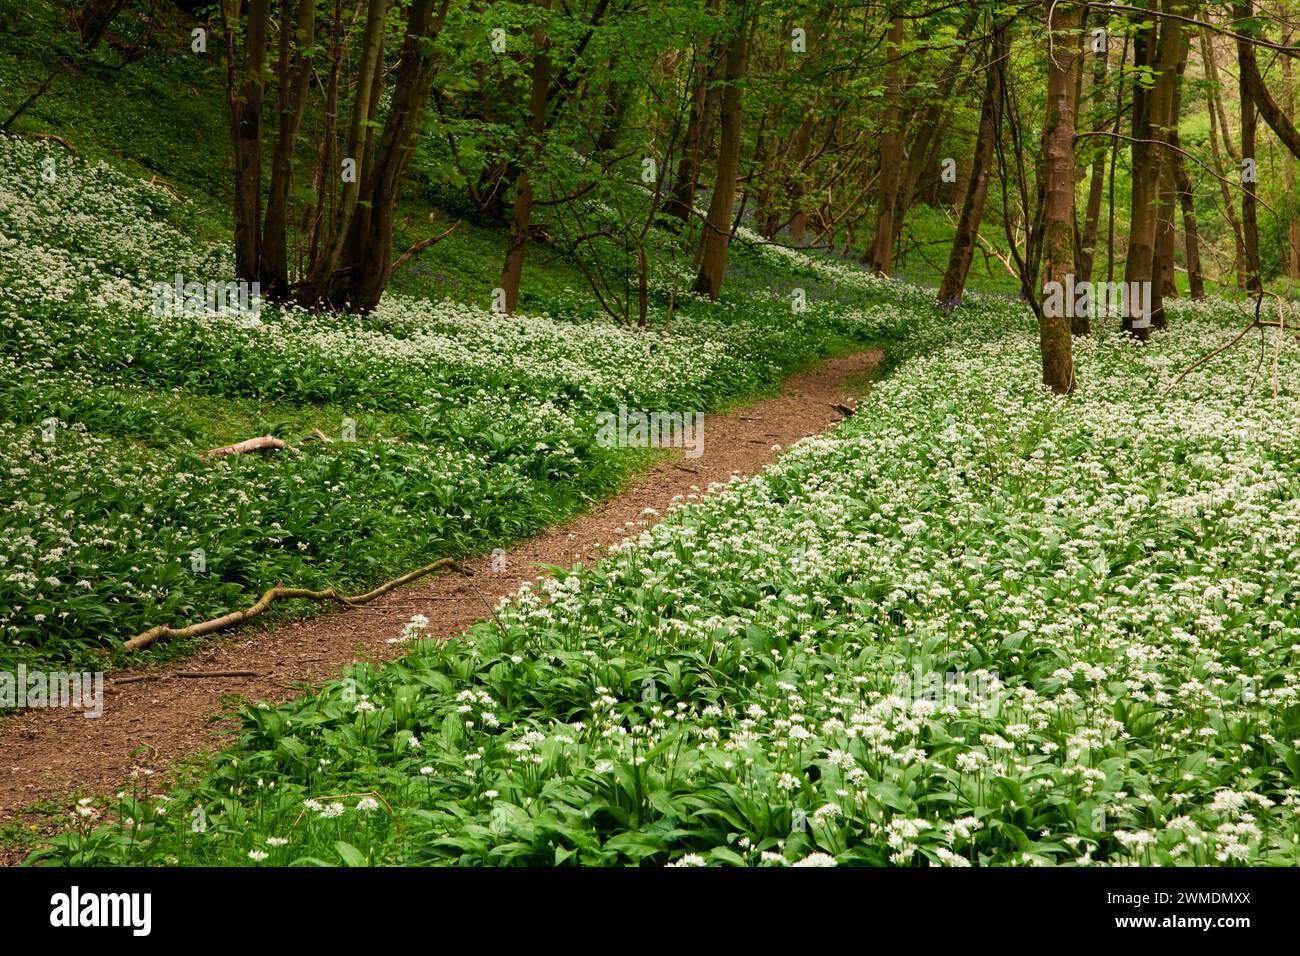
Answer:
[{"xmin": 0, "ymin": 349, "xmax": 883, "ymax": 863}]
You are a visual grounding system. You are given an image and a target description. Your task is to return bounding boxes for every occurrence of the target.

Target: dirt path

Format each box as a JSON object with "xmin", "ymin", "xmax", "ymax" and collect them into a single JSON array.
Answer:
[{"xmin": 0, "ymin": 350, "xmax": 882, "ymax": 853}]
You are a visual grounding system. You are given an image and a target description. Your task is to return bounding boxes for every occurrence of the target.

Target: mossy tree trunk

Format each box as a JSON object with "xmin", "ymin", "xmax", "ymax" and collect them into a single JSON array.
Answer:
[{"xmin": 1039, "ymin": 0, "xmax": 1078, "ymax": 394}]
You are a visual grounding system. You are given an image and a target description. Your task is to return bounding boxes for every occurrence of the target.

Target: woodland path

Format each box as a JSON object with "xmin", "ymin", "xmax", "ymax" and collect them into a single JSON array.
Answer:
[{"xmin": 0, "ymin": 349, "xmax": 884, "ymax": 860}]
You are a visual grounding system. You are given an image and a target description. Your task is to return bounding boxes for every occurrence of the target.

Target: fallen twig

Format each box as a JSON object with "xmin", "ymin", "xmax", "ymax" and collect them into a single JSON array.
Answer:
[
  {"xmin": 124, "ymin": 558, "xmax": 460, "ymax": 651},
  {"xmin": 111, "ymin": 674, "xmax": 163, "ymax": 686},
  {"xmin": 174, "ymin": 670, "xmax": 260, "ymax": 679},
  {"xmin": 1164, "ymin": 321, "xmax": 1261, "ymax": 394},
  {"xmin": 388, "ymin": 221, "xmax": 461, "ymax": 277},
  {"xmin": 1164, "ymin": 291, "xmax": 1292, "ymax": 398},
  {"xmin": 26, "ymin": 131, "xmax": 76, "ymax": 153}
]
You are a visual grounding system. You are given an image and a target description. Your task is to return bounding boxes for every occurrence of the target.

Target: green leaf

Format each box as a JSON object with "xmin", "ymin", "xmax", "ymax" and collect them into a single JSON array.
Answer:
[{"xmin": 335, "ymin": 841, "xmax": 368, "ymax": 867}]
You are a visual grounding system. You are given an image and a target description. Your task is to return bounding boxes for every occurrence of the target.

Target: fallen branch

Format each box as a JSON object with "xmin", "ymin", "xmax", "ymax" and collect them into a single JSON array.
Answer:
[
  {"xmin": 205, "ymin": 436, "xmax": 287, "ymax": 458},
  {"xmin": 175, "ymin": 670, "xmax": 260, "ymax": 679},
  {"xmin": 944, "ymin": 207, "xmax": 1019, "ymax": 281},
  {"xmin": 1164, "ymin": 325, "xmax": 1257, "ymax": 394},
  {"xmin": 388, "ymin": 221, "xmax": 461, "ymax": 277},
  {"xmin": 145, "ymin": 176, "xmax": 184, "ymax": 201},
  {"xmin": 0, "ymin": 63, "xmax": 65, "ymax": 131},
  {"xmin": 124, "ymin": 557, "xmax": 460, "ymax": 651},
  {"xmin": 1164, "ymin": 291, "xmax": 1292, "ymax": 398},
  {"xmin": 25, "ymin": 131, "xmax": 76, "ymax": 153}
]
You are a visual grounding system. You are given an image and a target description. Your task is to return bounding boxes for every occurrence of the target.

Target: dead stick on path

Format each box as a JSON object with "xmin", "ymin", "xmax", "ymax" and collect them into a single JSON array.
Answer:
[
  {"xmin": 124, "ymin": 558, "xmax": 460, "ymax": 652},
  {"xmin": 175, "ymin": 670, "xmax": 260, "ymax": 679}
]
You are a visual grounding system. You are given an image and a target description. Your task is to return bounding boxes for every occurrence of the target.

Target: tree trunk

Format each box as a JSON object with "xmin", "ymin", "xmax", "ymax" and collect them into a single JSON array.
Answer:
[
  {"xmin": 226, "ymin": 0, "xmax": 272, "ymax": 283},
  {"xmin": 73, "ymin": 0, "xmax": 128, "ymax": 46},
  {"xmin": 221, "ymin": 0, "xmax": 449, "ymax": 314},
  {"xmin": 1237, "ymin": 12, "xmax": 1300, "ymax": 159},
  {"xmin": 1155, "ymin": 174, "xmax": 1177, "ymax": 305},
  {"xmin": 787, "ymin": 114, "xmax": 816, "ymax": 243},
  {"xmin": 664, "ymin": 0, "xmax": 724, "ymax": 224},
  {"xmin": 500, "ymin": 0, "xmax": 554, "ymax": 315},
  {"xmin": 1284, "ymin": 45, "xmax": 1300, "ymax": 279},
  {"xmin": 1154, "ymin": 51, "xmax": 1190, "ymax": 315},
  {"xmin": 1122, "ymin": 0, "xmax": 1182, "ymax": 339},
  {"xmin": 936, "ymin": 20, "xmax": 1006, "ymax": 307},
  {"xmin": 1166, "ymin": 51, "xmax": 1203, "ymax": 299},
  {"xmin": 891, "ymin": 13, "xmax": 975, "ymax": 247},
  {"xmin": 1105, "ymin": 35, "xmax": 1130, "ymax": 287},
  {"xmin": 863, "ymin": 12, "xmax": 906, "ymax": 274},
  {"xmin": 1172, "ymin": 144, "xmax": 1205, "ymax": 298},
  {"xmin": 595, "ymin": 81, "xmax": 633, "ymax": 154},
  {"xmin": 301, "ymin": 0, "xmax": 388, "ymax": 303},
  {"xmin": 1236, "ymin": 1, "xmax": 1263, "ymax": 293},
  {"xmin": 302, "ymin": 0, "xmax": 352, "ymax": 279},
  {"xmin": 1039, "ymin": 0, "xmax": 1078, "ymax": 393},
  {"xmin": 1078, "ymin": 35, "xmax": 1110, "ymax": 284},
  {"xmin": 691, "ymin": 20, "xmax": 748, "ymax": 299},
  {"xmin": 340, "ymin": 0, "xmax": 451, "ymax": 312},
  {"xmin": 1203, "ymin": 28, "xmax": 1246, "ymax": 289},
  {"xmin": 261, "ymin": 0, "xmax": 317, "ymax": 300}
]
